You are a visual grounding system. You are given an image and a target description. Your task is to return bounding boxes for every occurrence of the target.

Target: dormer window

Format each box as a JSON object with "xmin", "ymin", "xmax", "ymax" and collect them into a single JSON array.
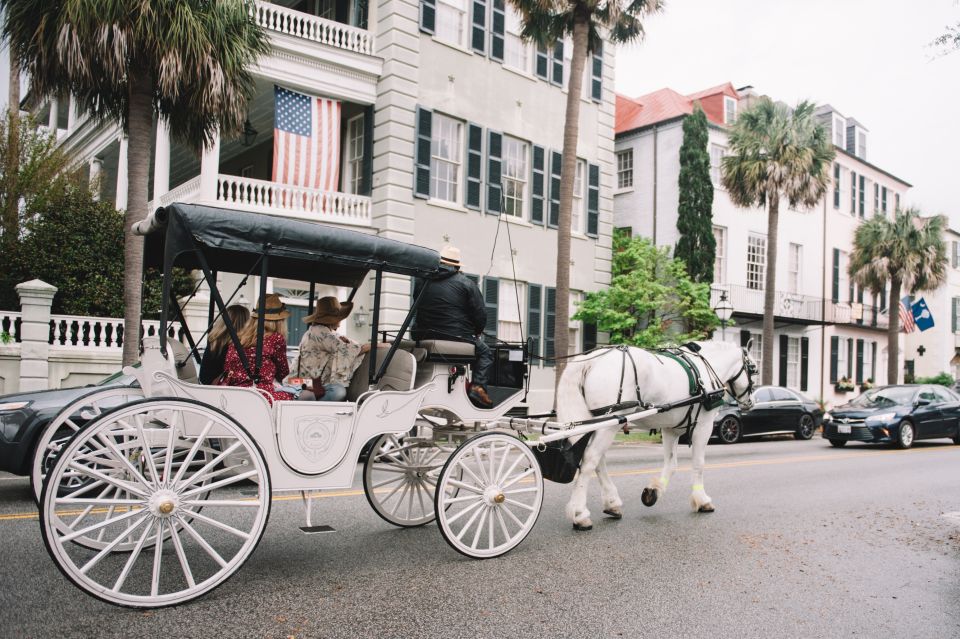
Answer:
[
  {"xmin": 724, "ymin": 96, "xmax": 737, "ymax": 124},
  {"xmin": 856, "ymin": 130, "xmax": 867, "ymax": 159},
  {"xmin": 833, "ymin": 115, "xmax": 845, "ymax": 147}
]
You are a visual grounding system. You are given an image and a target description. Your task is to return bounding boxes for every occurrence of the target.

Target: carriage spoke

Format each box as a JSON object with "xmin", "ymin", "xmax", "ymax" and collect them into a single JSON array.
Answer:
[
  {"xmin": 503, "ymin": 486, "xmax": 540, "ymax": 495},
  {"xmin": 64, "ymin": 482, "xmax": 115, "ymax": 530},
  {"xmin": 470, "ymin": 506, "xmax": 489, "ymax": 550},
  {"xmin": 161, "ymin": 411, "xmax": 180, "ymax": 486},
  {"xmin": 388, "ymin": 482, "xmax": 411, "ymax": 517},
  {"xmin": 56, "ymin": 496, "xmax": 144, "ymax": 507},
  {"xmin": 167, "ymin": 518, "xmax": 196, "ymax": 590},
  {"xmin": 134, "ymin": 415, "xmax": 162, "ymax": 486},
  {"xmin": 446, "ymin": 478, "xmax": 484, "ymax": 495},
  {"xmin": 80, "ymin": 514, "xmax": 150, "ymax": 575},
  {"xmin": 456, "ymin": 457, "xmax": 485, "ymax": 487},
  {"xmin": 180, "ymin": 508, "xmax": 251, "ymax": 540},
  {"xmin": 112, "ymin": 519, "xmax": 155, "ymax": 593},
  {"xmin": 500, "ymin": 466, "xmax": 535, "ymax": 491},
  {"xmin": 150, "ymin": 520, "xmax": 164, "ymax": 597},
  {"xmin": 66, "ymin": 462, "xmax": 149, "ymax": 499},
  {"xmin": 455, "ymin": 502, "xmax": 486, "ymax": 541},
  {"xmin": 60, "ymin": 506, "xmax": 145, "ymax": 543},
  {"xmin": 495, "ymin": 450, "xmax": 526, "ymax": 486},
  {"xmin": 415, "ymin": 477, "xmax": 429, "ymax": 517},
  {"xmin": 445, "ymin": 498, "xmax": 484, "ymax": 526},
  {"xmin": 495, "ymin": 507, "xmax": 511, "ymax": 541},
  {"xmin": 176, "ymin": 517, "xmax": 228, "ymax": 569},
  {"xmin": 503, "ymin": 497, "xmax": 535, "ymax": 511},
  {"xmin": 172, "ymin": 440, "xmax": 243, "ymax": 491},
  {"xmin": 178, "ymin": 469, "xmax": 258, "ymax": 499},
  {"xmin": 182, "ymin": 499, "xmax": 261, "ymax": 508},
  {"xmin": 498, "ymin": 501, "xmax": 526, "ymax": 528},
  {"xmin": 371, "ymin": 474, "xmax": 407, "ymax": 490},
  {"xmin": 94, "ymin": 431, "xmax": 154, "ymax": 490},
  {"xmin": 171, "ymin": 421, "xmax": 215, "ymax": 487}
]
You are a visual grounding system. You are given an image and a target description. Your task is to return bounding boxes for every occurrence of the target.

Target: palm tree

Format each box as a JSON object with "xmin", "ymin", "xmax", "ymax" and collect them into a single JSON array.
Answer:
[
  {"xmin": 721, "ymin": 98, "xmax": 834, "ymax": 385},
  {"xmin": 1, "ymin": 0, "xmax": 269, "ymax": 365},
  {"xmin": 849, "ymin": 208, "xmax": 947, "ymax": 384},
  {"xmin": 511, "ymin": 0, "xmax": 662, "ymax": 385}
]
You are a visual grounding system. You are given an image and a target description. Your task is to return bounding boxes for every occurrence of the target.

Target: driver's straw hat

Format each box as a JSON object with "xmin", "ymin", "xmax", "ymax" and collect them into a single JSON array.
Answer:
[{"xmin": 440, "ymin": 245, "xmax": 461, "ymax": 267}]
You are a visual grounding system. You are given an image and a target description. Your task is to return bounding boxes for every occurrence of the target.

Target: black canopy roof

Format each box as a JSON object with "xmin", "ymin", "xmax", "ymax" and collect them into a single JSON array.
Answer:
[{"xmin": 140, "ymin": 203, "xmax": 448, "ymax": 288}]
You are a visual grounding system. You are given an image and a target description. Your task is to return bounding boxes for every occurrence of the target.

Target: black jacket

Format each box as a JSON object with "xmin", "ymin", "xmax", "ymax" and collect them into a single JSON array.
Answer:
[{"xmin": 412, "ymin": 270, "xmax": 486, "ymax": 341}]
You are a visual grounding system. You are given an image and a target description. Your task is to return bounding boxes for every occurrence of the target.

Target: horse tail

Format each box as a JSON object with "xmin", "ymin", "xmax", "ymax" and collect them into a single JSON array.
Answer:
[{"xmin": 556, "ymin": 355, "xmax": 593, "ymax": 424}]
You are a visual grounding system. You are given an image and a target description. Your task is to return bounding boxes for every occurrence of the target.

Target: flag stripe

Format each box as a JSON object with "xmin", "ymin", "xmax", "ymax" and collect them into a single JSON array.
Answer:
[
  {"xmin": 899, "ymin": 296, "xmax": 916, "ymax": 333},
  {"xmin": 272, "ymin": 86, "xmax": 341, "ymax": 194}
]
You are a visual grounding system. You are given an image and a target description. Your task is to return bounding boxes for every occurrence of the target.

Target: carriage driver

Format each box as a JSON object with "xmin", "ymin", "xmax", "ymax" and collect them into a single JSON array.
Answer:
[{"xmin": 412, "ymin": 246, "xmax": 495, "ymax": 409}]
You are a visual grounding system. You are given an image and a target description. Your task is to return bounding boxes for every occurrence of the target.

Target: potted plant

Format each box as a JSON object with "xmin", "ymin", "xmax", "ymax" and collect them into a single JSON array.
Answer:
[
  {"xmin": 835, "ymin": 377, "xmax": 855, "ymax": 393},
  {"xmin": 860, "ymin": 378, "xmax": 874, "ymax": 392}
]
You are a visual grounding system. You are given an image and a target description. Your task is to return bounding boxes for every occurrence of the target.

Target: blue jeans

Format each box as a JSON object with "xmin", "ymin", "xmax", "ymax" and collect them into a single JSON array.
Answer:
[{"xmin": 318, "ymin": 383, "xmax": 347, "ymax": 401}]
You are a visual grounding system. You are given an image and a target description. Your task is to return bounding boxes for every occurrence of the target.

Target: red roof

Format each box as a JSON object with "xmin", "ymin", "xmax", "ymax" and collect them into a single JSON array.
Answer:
[{"xmin": 616, "ymin": 82, "xmax": 739, "ymax": 134}]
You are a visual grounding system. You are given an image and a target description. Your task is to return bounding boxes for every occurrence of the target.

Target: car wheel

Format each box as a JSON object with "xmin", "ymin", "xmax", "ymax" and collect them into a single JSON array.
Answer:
[
  {"xmin": 794, "ymin": 413, "xmax": 816, "ymax": 440},
  {"xmin": 828, "ymin": 439, "xmax": 847, "ymax": 448},
  {"xmin": 896, "ymin": 421, "xmax": 915, "ymax": 449},
  {"xmin": 718, "ymin": 416, "xmax": 741, "ymax": 444}
]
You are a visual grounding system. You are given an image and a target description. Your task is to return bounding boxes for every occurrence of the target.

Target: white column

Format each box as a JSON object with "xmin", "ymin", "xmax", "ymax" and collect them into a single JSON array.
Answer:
[
  {"xmin": 15, "ymin": 279, "xmax": 58, "ymax": 392},
  {"xmin": 89, "ymin": 158, "xmax": 102, "ymax": 201},
  {"xmin": 47, "ymin": 97, "xmax": 58, "ymax": 130},
  {"xmin": 153, "ymin": 119, "xmax": 171, "ymax": 201},
  {"xmin": 66, "ymin": 95, "xmax": 78, "ymax": 131},
  {"xmin": 367, "ymin": 0, "xmax": 378, "ymax": 38},
  {"xmin": 115, "ymin": 136, "xmax": 129, "ymax": 211},
  {"xmin": 199, "ymin": 130, "xmax": 221, "ymax": 202}
]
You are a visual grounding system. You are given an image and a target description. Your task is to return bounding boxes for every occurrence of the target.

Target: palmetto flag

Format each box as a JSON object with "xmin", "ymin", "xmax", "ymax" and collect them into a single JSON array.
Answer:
[
  {"xmin": 911, "ymin": 297, "xmax": 934, "ymax": 332},
  {"xmin": 899, "ymin": 296, "xmax": 917, "ymax": 333},
  {"xmin": 272, "ymin": 85, "xmax": 341, "ymax": 191}
]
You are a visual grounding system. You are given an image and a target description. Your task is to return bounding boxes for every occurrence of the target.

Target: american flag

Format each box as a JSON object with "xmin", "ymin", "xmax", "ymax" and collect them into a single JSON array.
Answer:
[
  {"xmin": 899, "ymin": 296, "xmax": 917, "ymax": 333},
  {"xmin": 272, "ymin": 86, "xmax": 341, "ymax": 191}
]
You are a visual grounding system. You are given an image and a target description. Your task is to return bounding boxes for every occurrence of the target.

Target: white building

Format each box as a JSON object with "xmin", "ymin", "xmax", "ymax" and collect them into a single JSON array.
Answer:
[
  {"xmin": 614, "ymin": 83, "xmax": 911, "ymax": 408},
  {"xmin": 26, "ymin": 0, "xmax": 616, "ymax": 409}
]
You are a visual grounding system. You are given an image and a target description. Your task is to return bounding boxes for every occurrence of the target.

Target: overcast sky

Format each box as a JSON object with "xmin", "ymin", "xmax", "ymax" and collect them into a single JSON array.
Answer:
[{"xmin": 615, "ymin": 0, "xmax": 960, "ymax": 226}]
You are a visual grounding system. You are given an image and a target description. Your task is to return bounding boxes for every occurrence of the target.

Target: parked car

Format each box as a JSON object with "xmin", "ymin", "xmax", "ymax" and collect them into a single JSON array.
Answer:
[
  {"xmin": 680, "ymin": 385, "xmax": 823, "ymax": 444},
  {"xmin": 822, "ymin": 384, "xmax": 960, "ymax": 449}
]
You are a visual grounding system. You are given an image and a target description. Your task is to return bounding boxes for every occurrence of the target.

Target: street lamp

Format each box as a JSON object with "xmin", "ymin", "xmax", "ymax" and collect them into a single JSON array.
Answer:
[{"xmin": 714, "ymin": 290, "xmax": 734, "ymax": 342}]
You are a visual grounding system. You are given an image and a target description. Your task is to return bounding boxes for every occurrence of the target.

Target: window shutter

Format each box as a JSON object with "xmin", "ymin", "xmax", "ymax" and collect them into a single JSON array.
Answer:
[
  {"xmin": 486, "ymin": 131, "xmax": 502, "ymax": 214},
  {"xmin": 551, "ymin": 42, "xmax": 564, "ymax": 86},
  {"xmin": 800, "ymin": 337, "xmax": 809, "ymax": 391},
  {"xmin": 361, "ymin": 106, "xmax": 374, "ymax": 195},
  {"xmin": 471, "ymin": 0, "xmax": 487, "ymax": 54},
  {"xmin": 527, "ymin": 284, "xmax": 542, "ymax": 364},
  {"xmin": 850, "ymin": 171, "xmax": 856, "ymax": 214},
  {"xmin": 489, "ymin": 0, "xmax": 505, "ymax": 61},
  {"xmin": 586, "ymin": 163, "xmax": 600, "ymax": 237},
  {"xmin": 535, "ymin": 45, "xmax": 549, "ymax": 80},
  {"xmin": 858, "ymin": 175, "xmax": 865, "ymax": 217},
  {"xmin": 779, "ymin": 334, "xmax": 788, "ymax": 386},
  {"xmin": 545, "ymin": 287, "xmax": 556, "ymax": 367},
  {"xmin": 590, "ymin": 42, "xmax": 603, "ymax": 102},
  {"xmin": 548, "ymin": 150, "xmax": 561, "ymax": 228},
  {"xmin": 583, "ymin": 322, "xmax": 597, "ymax": 352},
  {"xmin": 740, "ymin": 330, "xmax": 751, "ymax": 348},
  {"xmin": 466, "ymin": 123, "xmax": 483, "ymax": 210},
  {"xmin": 880, "ymin": 286, "xmax": 887, "ymax": 315},
  {"xmin": 414, "ymin": 107, "xmax": 432, "ymax": 199},
  {"xmin": 871, "ymin": 341, "xmax": 877, "ymax": 380},
  {"xmin": 831, "ymin": 248, "xmax": 839, "ymax": 303},
  {"xmin": 830, "ymin": 336, "xmax": 838, "ymax": 383},
  {"xmin": 464, "ymin": 273, "xmax": 480, "ymax": 288},
  {"xmin": 846, "ymin": 339, "xmax": 854, "ymax": 378},
  {"xmin": 849, "ymin": 280, "xmax": 854, "ymax": 306},
  {"xmin": 420, "ymin": 0, "xmax": 436, "ymax": 34},
  {"xmin": 856, "ymin": 338, "xmax": 864, "ymax": 383},
  {"xmin": 833, "ymin": 164, "xmax": 840, "ymax": 208},
  {"xmin": 953, "ymin": 298, "xmax": 958, "ymax": 333},
  {"xmin": 483, "ymin": 277, "xmax": 499, "ymax": 343},
  {"xmin": 856, "ymin": 286, "xmax": 864, "ymax": 324},
  {"xmin": 531, "ymin": 145, "xmax": 546, "ymax": 225}
]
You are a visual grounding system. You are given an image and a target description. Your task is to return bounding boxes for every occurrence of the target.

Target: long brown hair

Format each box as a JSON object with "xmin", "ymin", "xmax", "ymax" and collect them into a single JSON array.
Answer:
[
  {"xmin": 236, "ymin": 317, "xmax": 287, "ymax": 349},
  {"xmin": 208, "ymin": 305, "xmax": 250, "ymax": 353}
]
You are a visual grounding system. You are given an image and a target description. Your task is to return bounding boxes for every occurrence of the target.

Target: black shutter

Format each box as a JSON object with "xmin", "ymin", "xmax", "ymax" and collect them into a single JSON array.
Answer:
[
  {"xmin": 830, "ymin": 336, "xmax": 838, "ymax": 383},
  {"xmin": 832, "ymin": 248, "xmax": 839, "ymax": 303},
  {"xmin": 466, "ymin": 123, "xmax": 483, "ymax": 210},
  {"xmin": 850, "ymin": 170, "xmax": 857, "ymax": 214},
  {"xmin": 486, "ymin": 131, "xmax": 502, "ymax": 214},
  {"xmin": 880, "ymin": 286, "xmax": 887, "ymax": 315},
  {"xmin": 420, "ymin": 0, "xmax": 436, "ymax": 34},
  {"xmin": 361, "ymin": 105, "xmax": 374, "ymax": 195},
  {"xmin": 800, "ymin": 337, "xmax": 809, "ymax": 391},
  {"xmin": 856, "ymin": 286, "xmax": 864, "ymax": 324},
  {"xmin": 586, "ymin": 162, "xmax": 599, "ymax": 237},
  {"xmin": 528, "ymin": 284, "xmax": 542, "ymax": 364},
  {"xmin": 535, "ymin": 44, "xmax": 549, "ymax": 80},
  {"xmin": 464, "ymin": 273, "xmax": 480, "ymax": 288},
  {"xmin": 414, "ymin": 107, "xmax": 432, "ymax": 199},
  {"xmin": 858, "ymin": 174, "xmax": 865, "ymax": 217},
  {"xmin": 531, "ymin": 145, "xmax": 546, "ymax": 225},
  {"xmin": 483, "ymin": 277, "xmax": 499, "ymax": 343},
  {"xmin": 846, "ymin": 339, "xmax": 854, "ymax": 378},
  {"xmin": 335, "ymin": 0, "xmax": 350, "ymax": 23},
  {"xmin": 489, "ymin": 0, "xmax": 505, "ymax": 61},
  {"xmin": 779, "ymin": 334, "xmax": 788, "ymax": 386},
  {"xmin": 871, "ymin": 341, "xmax": 877, "ymax": 380},
  {"xmin": 740, "ymin": 330, "xmax": 751, "ymax": 348},
  {"xmin": 551, "ymin": 41, "xmax": 564, "ymax": 86},
  {"xmin": 590, "ymin": 42, "xmax": 603, "ymax": 102},
  {"xmin": 953, "ymin": 298, "xmax": 958, "ymax": 333},
  {"xmin": 833, "ymin": 163, "xmax": 840, "ymax": 208},
  {"xmin": 856, "ymin": 338, "xmax": 864, "ymax": 383},
  {"xmin": 471, "ymin": 0, "xmax": 487, "ymax": 54},
  {"xmin": 583, "ymin": 322, "xmax": 597, "ymax": 352},
  {"xmin": 545, "ymin": 287, "xmax": 556, "ymax": 367},
  {"xmin": 548, "ymin": 150, "xmax": 561, "ymax": 228}
]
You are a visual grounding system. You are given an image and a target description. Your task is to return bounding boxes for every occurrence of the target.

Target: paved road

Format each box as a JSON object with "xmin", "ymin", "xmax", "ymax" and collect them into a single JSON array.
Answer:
[{"xmin": 1, "ymin": 435, "xmax": 959, "ymax": 638}]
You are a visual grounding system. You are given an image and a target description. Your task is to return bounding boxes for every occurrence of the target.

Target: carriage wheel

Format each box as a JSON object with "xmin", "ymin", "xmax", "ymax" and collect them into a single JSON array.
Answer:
[
  {"xmin": 434, "ymin": 432, "xmax": 543, "ymax": 559},
  {"xmin": 40, "ymin": 398, "xmax": 271, "ymax": 608},
  {"xmin": 31, "ymin": 386, "xmax": 145, "ymax": 505},
  {"xmin": 362, "ymin": 433, "xmax": 457, "ymax": 527}
]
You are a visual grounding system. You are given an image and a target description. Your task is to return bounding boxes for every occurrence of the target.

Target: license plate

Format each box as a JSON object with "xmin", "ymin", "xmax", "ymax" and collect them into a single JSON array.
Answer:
[{"xmin": 837, "ymin": 424, "xmax": 851, "ymax": 434}]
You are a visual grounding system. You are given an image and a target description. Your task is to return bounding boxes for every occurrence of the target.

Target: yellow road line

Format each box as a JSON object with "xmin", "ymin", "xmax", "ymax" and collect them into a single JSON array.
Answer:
[{"xmin": 1, "ymin": 445, "xmax": 956, "ymax": 523}]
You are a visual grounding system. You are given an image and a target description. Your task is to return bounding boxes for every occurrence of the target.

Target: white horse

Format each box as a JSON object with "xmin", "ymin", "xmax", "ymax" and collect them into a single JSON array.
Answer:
[{"xmin": 555, "ymin": 341, "xmax": 757, "ymax": 530}]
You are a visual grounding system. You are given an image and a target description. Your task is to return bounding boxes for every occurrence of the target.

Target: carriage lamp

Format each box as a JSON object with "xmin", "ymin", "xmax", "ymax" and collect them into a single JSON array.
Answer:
[
  {"xmin": 241, "ymin": 118, "xmax": 259, "ymax": 147},
  {"xmin": 354, "ymin": 306, "xmax": 369, "ymax": 328},
  {"xmin": 713, "ymin": 291, "xmax": 734, "ymax": 340}
]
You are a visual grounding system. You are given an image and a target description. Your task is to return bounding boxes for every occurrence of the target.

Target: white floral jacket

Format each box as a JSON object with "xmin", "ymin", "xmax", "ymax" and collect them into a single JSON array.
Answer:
[{"xmin": 296, "ymin": 324, "xmax": 365, "ymax": 385}]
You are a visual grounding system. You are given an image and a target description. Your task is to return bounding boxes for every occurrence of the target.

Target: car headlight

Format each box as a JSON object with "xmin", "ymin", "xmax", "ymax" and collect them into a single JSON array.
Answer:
[
  {"xmin": 822, "ymin": 412, "xmax": 832, "ymax": 422},
  {"xmin": 0, "ymin": 401, "xmax": 33, "ymax": 440},
  {"xmin": 866, "ymin": 412, "xmax": 898, "ymax": 424}
]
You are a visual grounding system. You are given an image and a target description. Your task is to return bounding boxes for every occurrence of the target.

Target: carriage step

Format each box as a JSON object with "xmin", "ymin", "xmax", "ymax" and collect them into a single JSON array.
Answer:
[{"xmin": 300, "ymin": 525, "xmax": 336, "ymax": 535}]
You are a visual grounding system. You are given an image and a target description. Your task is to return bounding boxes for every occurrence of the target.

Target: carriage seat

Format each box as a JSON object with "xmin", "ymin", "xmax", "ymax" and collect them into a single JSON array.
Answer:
[
  {"xmin": 167, "ymin": 339, "xmax": 200, "ymax": 385},
  {"xmin": 345, "ymin": 349, "xmax": 417, "ymax": 402},
  {"xmin": 386, "ymin": 338, "xmax": 428, "ymax": 363},
  {"xmin": 416, "ymin": 339, "xmax": 476, "ymax": 364}
]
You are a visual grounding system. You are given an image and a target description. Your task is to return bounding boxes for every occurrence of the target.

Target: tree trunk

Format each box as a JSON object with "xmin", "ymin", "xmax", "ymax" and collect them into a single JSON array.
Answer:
[
  {"xmin": 553, "ymin": 14, "xmax": 589, "ymax": 391},
  {"xmin": 121, "ymin": 75, "xmax": 153, "ymax": 366},
  {"xmin": 761, "ymin": 195, "xmax": 779, "ymax": 385},
  {"xmin": 3, "ymin": 55, "xmax": 20, "ymax": 243},
  {"xmin": 887, "ymin": 277, "xmax": 901, "ymax": 384}
]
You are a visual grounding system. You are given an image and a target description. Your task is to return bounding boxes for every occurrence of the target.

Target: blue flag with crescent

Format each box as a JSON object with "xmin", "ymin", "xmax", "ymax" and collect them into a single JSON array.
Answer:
[{"xmin": 911, "ymin": 297, "xmax": 934, "ymax": 332}]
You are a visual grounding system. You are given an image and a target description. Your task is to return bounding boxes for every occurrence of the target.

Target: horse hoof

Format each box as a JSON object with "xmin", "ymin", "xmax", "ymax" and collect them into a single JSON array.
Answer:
[
  {"xmin": 641, "ymin": 488, "xmax": 658, "ymax": 507},
  {"xmin": 602, "ymin": 508, "xmax": 623, "ymax": 520},
  {"xmin": 573, "ymin": 522, "xmax": 593, "ymax": 531},
  {"xmin": 697, "ymin": 503, "xmax": 715, "ymax": 513}
]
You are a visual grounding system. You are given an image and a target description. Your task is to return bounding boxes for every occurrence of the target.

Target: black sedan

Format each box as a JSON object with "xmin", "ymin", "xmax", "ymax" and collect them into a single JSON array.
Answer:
[
  {"xmin": 681, "ymin": 386, "xmax": 823, "ymax": 444},
  {"xmin": 822, "ymin": 384, "xmax": 960, "ymax": 449}
]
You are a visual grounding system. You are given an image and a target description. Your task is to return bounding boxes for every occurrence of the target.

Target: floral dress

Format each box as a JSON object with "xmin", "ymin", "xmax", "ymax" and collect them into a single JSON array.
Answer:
[
  {"xmin": 223, "ymin": 332, "xmax": 293, "ymax": 403},
  {"xmin": 297, "ymin": 324, "xmax": 365, "ymax": 385}
]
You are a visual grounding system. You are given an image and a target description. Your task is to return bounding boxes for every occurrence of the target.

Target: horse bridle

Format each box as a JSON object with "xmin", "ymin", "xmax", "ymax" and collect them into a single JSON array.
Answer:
[{"xmin": 728, "ymin": 350, "xmax": 758, "ymax": 401}]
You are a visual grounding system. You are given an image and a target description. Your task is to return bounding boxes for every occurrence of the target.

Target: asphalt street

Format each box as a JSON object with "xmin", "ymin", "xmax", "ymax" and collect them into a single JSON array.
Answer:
[{"xmin": 1, "ymin": 435, "xmax": 958, "ymax": 639}]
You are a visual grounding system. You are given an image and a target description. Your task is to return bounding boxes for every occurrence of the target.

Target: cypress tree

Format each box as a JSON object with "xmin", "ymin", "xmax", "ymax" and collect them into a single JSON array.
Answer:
[{"xmin": 675, "ymin": 105, "xmax": 716, "ymax": 283}]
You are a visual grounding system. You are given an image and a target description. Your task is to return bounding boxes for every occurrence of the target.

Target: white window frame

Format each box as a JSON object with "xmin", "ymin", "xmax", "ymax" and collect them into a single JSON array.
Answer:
[
  {"xmin": 616, "ymin": 149, "xmax": 633, "ymax": 190},
  {"xmin": 952, "ymin": 242, "xmax": 960, "ymax": 269},
  {"xmin": 713, "ymin": 225, "xmax": 727, "ymax": 284},
  {"xmin": 838, "ymin": 250, "xmax": 850, "ymax": 303},
  {"xmin": 568, "ymin": 291, "xmax": 583, "ymax": 355},
  {"xmin": 856, "ymin": 129, "xmax": 867, "ymax": 158},
  {"xmin": 344, "ymin": 113, "xmax": 364, "ymax": 195},
  {"xmin": 724, "ymin": 96, "xmax": 737, "ymax": 124},
  {"xmin": 833, "ymin": 115, "xmax": 846, "ymax": 148},
  {"xmin": 786, "ymin": 336, "xmax": 800, "ymax": 389},
  {"xmin": 429, "ymin": 113, "xmax": 463, "ymax": 203},
  {"xmin": 503, "ymin": 7, "xmax": 531, "ymax": 73},
  {"xmin": 836, "ymin": 338, "xmax": 848, "ymax": 381},
  {"xmin": 710, "ymin": 144, "xmax": 726, "ymax": 186},
  {"xmin": 497, "ymin": 279, "xmax": 525, "ymax": 342},
  {"xmin": 862, "ymin": 341, "xmax": 873, "ymax": 382},
  {"xmin": 750, "ymin": 332, "xmax": 763, "ymax": 381},
  {"xmin": 502, "ymin": 135, "xmax": 528, "ymax": 219},
  {"xmin": 435, "ymin": 0, "xmax": 468, "ymax": 48},
  {"xmin": 747, "ymin": 233, "xmax": 767, "ymax": 291},
  {"xmin": 788, "ymin": 243, "xmax": 802, "ymax": 294},
  {"xmin": 571, "ymin": 159, "xmax": 586, "ymax": 234}
]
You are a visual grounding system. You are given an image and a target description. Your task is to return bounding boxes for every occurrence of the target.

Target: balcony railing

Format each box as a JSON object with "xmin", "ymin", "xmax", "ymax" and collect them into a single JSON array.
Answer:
[
  {"xmin": 0, "ymin": 311, "xmax": 186, "ymax": 351},
  {"xmin": 826, "ymin": 301, "xmax": 889, "ymax": 329},
  {"xmin": 216, "ymin": 175, "xmax": 372, "ymax": 226},
  {"xmin": 252, "ymin": 1, "xmax": 375, "ymax": 56},
  {"xmin": 711, "ymin": 285, "xmax": 824, "ymax": 323}
]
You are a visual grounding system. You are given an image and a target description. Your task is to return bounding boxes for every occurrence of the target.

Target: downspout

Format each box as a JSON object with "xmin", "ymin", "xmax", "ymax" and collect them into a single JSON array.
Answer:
[
  {"xmin": 652, "ymin": 125, "xmax": 658, "ymax": 244},
  {"xmin": 820, "ymin": 193, "xmax": 827, "ymax": 404}
]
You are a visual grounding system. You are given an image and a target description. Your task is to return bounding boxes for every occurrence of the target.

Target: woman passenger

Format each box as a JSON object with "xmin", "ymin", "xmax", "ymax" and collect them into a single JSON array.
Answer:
[
  {"xmin": 297, "ymin": 296, "xmax": 372, "ymax": 401},
  {"xmin": 222, "ymin": 294, "xmax": 294, "ymax": 403},
  {"xmin": 199, "ymin": 304, "xmax": 250, "ymax": 385}
]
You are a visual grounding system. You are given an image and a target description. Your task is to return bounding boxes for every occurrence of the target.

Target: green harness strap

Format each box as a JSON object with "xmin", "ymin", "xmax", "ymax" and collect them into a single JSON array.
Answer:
[{"xmin": 658, "ymin": 350, "xmax": 698, "ymax": 396}]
